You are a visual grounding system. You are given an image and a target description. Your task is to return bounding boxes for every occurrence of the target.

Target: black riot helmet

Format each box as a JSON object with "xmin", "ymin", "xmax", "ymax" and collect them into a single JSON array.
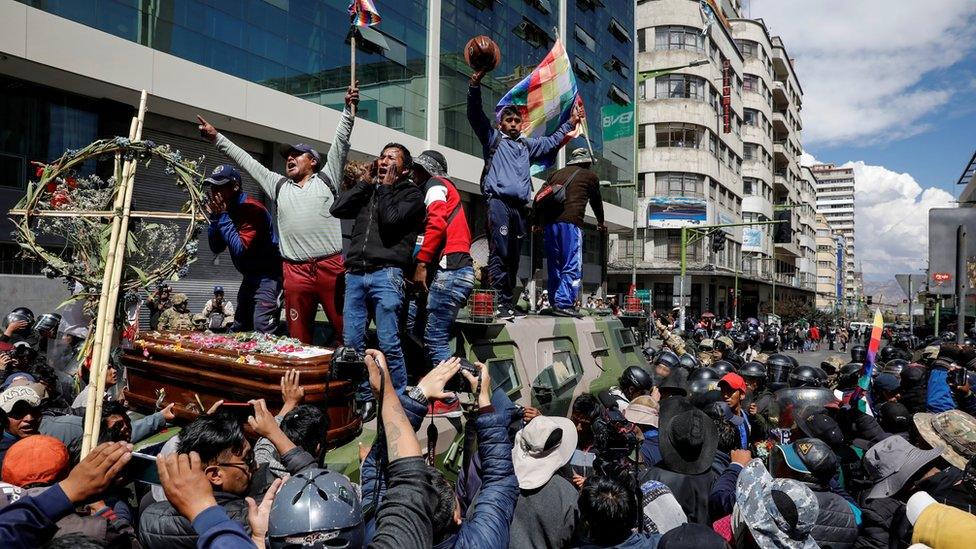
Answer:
[
  {"xmin": 619, "ymin": 365, "xmax": 654, "ymax": 393},
  {"xmin": 882, "ymin": 358, "xmax": 909, "ymax": 377},
  {"xmin": 760, "ymin": 334, "xmax": 779, "ymax": 352},
  {"xmin": 879, "ymin": 346, "xmax": 899, "ymax": 364},
  {"xmin": 679, "ymin": 353, "xmax": 700, "ymax": 370},
  {"xmin": 655, "ymin": 350, "xmax": 680, "ymax": 370},
  {"xmin": 711, "ymin": 360, "xmax": 736, "ymax": 377},
  {"xmin": 850, "ymin": 344, "xmax": 867, "ymax": 363},
  {"xmin": 766, "ymin": 354, "xmax": 794, "ymax": 391},
  {"xmin": 688, "ymin": 367, "xmax": 720, "ymax": 384},
  {"xmin": 739, "ymin": 361, "xmax": 766, "ymax": 380},
  {"xmin": 837, "ymin": 362, "xmax": 864, "ymax": 390},
  {"xmin": 789, "ymin": 365, "xmax": 824, "ymax": 388},
  {"xmin": 786, "ymin": 355, "xmax": 799, "ymax": 370}
]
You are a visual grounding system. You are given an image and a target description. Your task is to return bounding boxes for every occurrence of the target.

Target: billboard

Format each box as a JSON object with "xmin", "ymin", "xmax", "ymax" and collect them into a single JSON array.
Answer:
[
  {"xmin": 742, "ymin": 228, "xmax": 763, "ymax": 252},
  {"xmin": 601, "ymin": 103, "xmax": 633, "ymax": 141},
  {"xmin": 836, "ymin": 236, "xmax": 845, "ymax": 302},
  {"xmin": 718, "ymin": 212, "xmax": 735, "ymax": 234},
  {"xmin": 928, "ymin": 208, "xmax": 976, "ymax": 295},
  {"xmin": 646, "ymin": 196, "xmax": 707, "ymax": 228}
]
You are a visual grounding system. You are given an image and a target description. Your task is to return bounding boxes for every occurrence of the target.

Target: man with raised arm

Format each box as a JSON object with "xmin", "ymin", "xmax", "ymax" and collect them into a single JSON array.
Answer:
[{"xmin": 196, "ymin": 83, "xmax": 359, "ymax": 344}]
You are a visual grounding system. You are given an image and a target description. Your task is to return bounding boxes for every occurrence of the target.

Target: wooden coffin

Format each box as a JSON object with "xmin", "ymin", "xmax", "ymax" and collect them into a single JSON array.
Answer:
[{"xmin": 121, "ymin": 331, "xmax": 361, "ymax": 448}]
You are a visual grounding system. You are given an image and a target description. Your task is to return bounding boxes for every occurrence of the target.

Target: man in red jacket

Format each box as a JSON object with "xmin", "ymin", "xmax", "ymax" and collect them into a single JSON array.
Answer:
[{"xmin": 408, "ymin": 151, "xmax": 475, "ymax": 382}]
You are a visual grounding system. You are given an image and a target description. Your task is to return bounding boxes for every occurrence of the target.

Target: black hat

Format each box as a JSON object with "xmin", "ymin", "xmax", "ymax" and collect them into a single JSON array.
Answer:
[
  {"xmin": 279, "ymin": 143, "xmax": 322, "ymax": 166},
  {"xmin": 414, "ymin": 150, "xmax": 448, "ymax": 177},
  {"xmin": 795, "ymin": 406, "xmax": 844, "ymax": 446},
  {"xmin": 778, "ymin": 437, "xmax": 838, "ymax": 485},
  {"xmin": 878, "ymin": 402, "xmax": 912, "ymax": 434},
  {"xmin": 660, "ymin": 407, "xmax": 718, "ymax": 474},
  {"xmin": 204, "ymin": 164, "xmax": 242, "ymax": 186},
  {"xmin": 900, "ymin": 366, "xmax": 926, "ymax": 390}
]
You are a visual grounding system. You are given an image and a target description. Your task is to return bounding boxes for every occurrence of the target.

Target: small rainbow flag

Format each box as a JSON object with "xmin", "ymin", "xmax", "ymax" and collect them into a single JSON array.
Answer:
[
  {"xmin": 348, "ymin": 0, "xmax": 381, "ymax": 27},
  {"xmin": 496, "ymin": 40, "xmax": 585, "ymax": 175},
  {"xmin": 852, "ymin": 308, "xmax": 885, "ymax": 413}
]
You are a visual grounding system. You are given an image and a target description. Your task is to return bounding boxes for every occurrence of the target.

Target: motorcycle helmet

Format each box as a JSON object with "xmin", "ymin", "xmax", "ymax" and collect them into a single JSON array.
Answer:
[
  {"xmin": 850, "ymin": 344, "xmax": 867, "ymax": 363},
  {"xmin": 760, "ymin": 334, "xmax": 779, "ymax": 353},
  {"xmin": 739, "ymin": 361, "xmax": 766, "ymax": 381},
  {"xmin": 268, "ymin": 469, "xmax": 364, "ymax": 549}
]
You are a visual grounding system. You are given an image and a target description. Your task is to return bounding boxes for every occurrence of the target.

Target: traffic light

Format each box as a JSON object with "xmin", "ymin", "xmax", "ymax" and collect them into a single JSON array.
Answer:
[
  {"xmin": 774, "ymin": 210, "xmax": 792, "ymax": 244},
  {"xmin": 711, "ymin": 231, "xmax": 726, "ymax": 252},
  {"xmin": 867, "ymin": 295, "xmax": 873, "ymax": 305}
]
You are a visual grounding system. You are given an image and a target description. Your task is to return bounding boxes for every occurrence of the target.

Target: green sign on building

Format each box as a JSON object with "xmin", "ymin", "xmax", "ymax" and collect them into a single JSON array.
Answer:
[{"xmin": 601, "ymin": 103, "xmax": 634, "ymax": 142}]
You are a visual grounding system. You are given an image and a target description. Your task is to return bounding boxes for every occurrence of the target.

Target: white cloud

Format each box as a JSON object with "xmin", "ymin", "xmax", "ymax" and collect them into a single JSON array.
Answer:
[
  {"xmin": 843, "ymin": 161, "xmax": 955, "ymax": 281},
  {"xmin": 745, "ymin": 0, "xmax": 976, "ymax": 146}
]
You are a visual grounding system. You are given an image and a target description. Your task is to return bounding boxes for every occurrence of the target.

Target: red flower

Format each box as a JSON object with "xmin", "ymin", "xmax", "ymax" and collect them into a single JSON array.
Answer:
[
  {"xmin": 51, "ymin": 191, "xmax": 70, "ymax": 208},
  {"xmin": 35, "ymin": 166, "xmax": 44, "ymax": 177},
  {"xmin": 66, "ymin": 177, "xmax": 77, "ymax": 189},
  {"xmin": 45, "ymin": 182, "xmax": 57, "ymax": 193}
]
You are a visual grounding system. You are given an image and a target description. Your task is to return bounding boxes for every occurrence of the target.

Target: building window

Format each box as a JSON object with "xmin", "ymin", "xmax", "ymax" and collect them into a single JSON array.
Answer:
[
  {"xmin": 604, "ymin": 56, "xmax": 629, "ymax": 77},
  {"xmin": 655, "ymin": 26, "xmax": 704, "ymax": 52},
  {"xmin": 573, "ymin": 57, "xmax": 601, "ymax": 82},
  {"xmin": 386, "ymin": 107, "xmax": 403, "ymax": 131},
  {"xmin": 575, "ymin": 24, "xmax": 596, "ymax": 52},
  {"xmin": 744, "ymin": 108, "xmax": 759, "ymax": 127},
  {"xmin": 618, "ymin": 229, "xmax": 645, "ymax": 260},
  {"xmin": 656, "ymin": 172, "xmax": 704, "ymax": 197},
  {"xmin": 608, "ymin": 18, "xmax": 630, "ymax": 43},
  {"xmin": 655, "ymin": 123, "xmax": 703, "ymax": 149},
  {"xmin": 655, "ymin": 74, "xmax": 706, "ymax": 101},
  {"xmin": 736, "ymin": 39, "xmax": 759, "ymax": 59},
  {"xmin": 744, "ymin": 74, "xmax": 759, "ymax": 92}
]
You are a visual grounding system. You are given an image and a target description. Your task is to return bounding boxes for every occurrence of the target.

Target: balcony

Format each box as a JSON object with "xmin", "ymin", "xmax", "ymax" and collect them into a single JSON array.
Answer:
[
  {"xmin": 773, "ymin": 81, "xmax": 789, "ymax": 106},
  {"xmin": 773, "ymin": 141, "xmax": 788, "ymax": 162},
  {"xmin": 773, "ymin": 111, "xmax": 789, "ymax": 133},
  {"xmin": 775, "ymin": 241, "xmax": 801, "ymax": 258}
]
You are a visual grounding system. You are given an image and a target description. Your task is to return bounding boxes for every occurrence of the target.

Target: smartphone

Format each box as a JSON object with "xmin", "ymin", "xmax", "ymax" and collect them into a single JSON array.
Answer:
[
  {"xmin": 216, "ymin": 402, "xmax": 255, "ymax": 423},
  {"xmin": 128, "ymin": 452, "xmax": 161, "ymax": 485}
]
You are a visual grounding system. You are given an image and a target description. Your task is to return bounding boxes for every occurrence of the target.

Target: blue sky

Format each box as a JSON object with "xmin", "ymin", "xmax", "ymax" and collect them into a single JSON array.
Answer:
[{"xmin": 747, "ymin": 0, "xmax": 976, "ymax": 281}]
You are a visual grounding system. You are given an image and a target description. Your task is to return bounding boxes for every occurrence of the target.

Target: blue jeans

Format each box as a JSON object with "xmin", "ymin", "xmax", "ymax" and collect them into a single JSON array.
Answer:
[
  {"xmin": 544, "ymin": 222, "xmax": 582, "ymax": 309},
  {"xmin": 406, "ymin": 266, "xmax": 476, "ymax": 369},
  {"xmin": 344, "ymin": 267, "xmax": 407, "ymax": 401},
  {"xmin": 232, "ymin": 275, "xmax": 282, "ymax": 334}
]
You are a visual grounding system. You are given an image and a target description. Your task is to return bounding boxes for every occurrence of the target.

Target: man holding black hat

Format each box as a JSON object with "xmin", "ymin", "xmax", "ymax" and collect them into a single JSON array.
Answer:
[
  {"xmin": 534, "ymin": 147, "xmax": 605, "ymax": 316},
  {"xmin": 196, "ymin": 84, "xmax": 359, "ymax": 344},
  {"xmin": 407, "ymin": 150, "xmax": 475, "ymax": 376},
  {"xmin": 200, "ymin": 284, "xmax": 237, "ymax": 332}
]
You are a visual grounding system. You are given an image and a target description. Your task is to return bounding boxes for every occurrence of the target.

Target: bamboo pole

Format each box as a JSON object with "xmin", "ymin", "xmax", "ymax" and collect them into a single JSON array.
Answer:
[
  {"xmin": 10, "ymin": 209, "xmax": 201, "ymax": 220},
  {"xmin": 81, "ymin": 90, "xmax": 149, "ymax": 457}
]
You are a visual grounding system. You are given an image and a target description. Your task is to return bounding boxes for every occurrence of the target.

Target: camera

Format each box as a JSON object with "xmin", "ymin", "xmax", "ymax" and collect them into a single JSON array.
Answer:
[
  {"xmin": 331, "ymin": 346, "xmax": 367, "ymax": 383},
  {"xmin": 949, "ymin": 367, "xmax": 971, "ymax": 388},
  {"xmin": 591, "ymin": 408, "xmax": 642, "ymax": 476},
  {"xmin": 446, "ymin": 358, "xmax": 481, "ymax": 393}
]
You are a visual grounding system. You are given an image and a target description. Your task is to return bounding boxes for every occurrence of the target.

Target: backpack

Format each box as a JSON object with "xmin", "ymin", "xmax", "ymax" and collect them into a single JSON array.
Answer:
[{"xmin": 533, "ymin": 168, "xmax": 581, "ymax": 209}]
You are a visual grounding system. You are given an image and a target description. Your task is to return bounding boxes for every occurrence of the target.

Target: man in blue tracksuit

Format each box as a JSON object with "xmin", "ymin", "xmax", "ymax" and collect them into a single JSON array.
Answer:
[
  {"xmin": 205, "ymin": 164, "xmax": 283, "ymax": 333},
  {"xmin": 467, "ymin": 69, "xmax": 581, "ymax": 318},
  {"xmin": 534, "ymin": 148, "xmax": 604, "ymax": 316}
]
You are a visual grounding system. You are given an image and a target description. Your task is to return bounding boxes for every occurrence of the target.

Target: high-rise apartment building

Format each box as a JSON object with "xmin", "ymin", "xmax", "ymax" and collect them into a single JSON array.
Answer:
[
  {"xmin": 0, "ymin": 0, "xmax": 633, "ymax": 313},
  {"xmin": 610, "ymin": 0, "xmax": 815, "ymax": 319},
  {"xmin": 814, "ymin": 213, "xmax": 841, "ymax": 310},
  {"xmin": 811, "ymin": 163, "xmax": 858, "ymax": 302}
]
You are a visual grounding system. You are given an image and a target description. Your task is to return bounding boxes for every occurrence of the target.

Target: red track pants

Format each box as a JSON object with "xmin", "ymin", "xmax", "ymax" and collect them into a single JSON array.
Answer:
[{"xmin": 282, "ymin": 253, "xmax": 344, "ymax": 345}]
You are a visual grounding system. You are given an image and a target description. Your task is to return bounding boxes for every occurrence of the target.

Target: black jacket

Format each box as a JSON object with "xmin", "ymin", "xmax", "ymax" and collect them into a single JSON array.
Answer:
[
  {"xmin": 640, "ymin": 466, "xmax": 717, "ymax": 525},
  {"xmin": 139, "ymin": 490, "xmax": 248, "ymax": 549},
  {"xmin": 808, "ymin": 485, "xmax": 859, "ymax": 549},
  {"xmin": 330, "ymin": 178, "xmax": 425, "ymax": 273},
  {"xmin": 854, "ymin": 497, "xmax": 911, "ymax": 549}
]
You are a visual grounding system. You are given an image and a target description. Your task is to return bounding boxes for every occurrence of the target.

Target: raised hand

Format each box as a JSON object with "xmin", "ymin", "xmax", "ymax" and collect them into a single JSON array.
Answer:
[
  {"xmin": 345, "ymin": 81, "xmax": 360, "ymax": 108},
  {"xmin": 196, "ymin": 115, "xmax": 218, "ymax": 143},
  {"xmin": 469, "ymin": 69, "xmax": 487, "ymax": 87},
  {"xmin": 59, "ymin": 441, "xmax": 132, "ymax": 504},
  {"xmin": 247, "ymin": 476, "xmax": 285, "ymax": 548},
  {"xmin": 416, "ymin": 357, "xmax": 462, "ymax": 401},
  {"xmin": 461, "ymin": 361, "xmax": 492, "ymax": 408},
  {"xmin": 280, "ymin": 368, "xmax": 305, "ymax": 415},
  {"xmin": 157, "ymin": 451, "xmax": 217, "ymax": 522}
]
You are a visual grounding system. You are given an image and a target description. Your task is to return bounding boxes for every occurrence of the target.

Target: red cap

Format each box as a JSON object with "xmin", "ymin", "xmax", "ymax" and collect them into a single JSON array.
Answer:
[
  {"xmin": 718, "ymin": 372, "xmax": 747, "ymax": 392},
  {"xmin": 0, "ymin": 342, "xmax": 12, "ymax": 352},
  {"xmin": 1, "ymin": 435, "xmax": 70, "ymax": 488}
]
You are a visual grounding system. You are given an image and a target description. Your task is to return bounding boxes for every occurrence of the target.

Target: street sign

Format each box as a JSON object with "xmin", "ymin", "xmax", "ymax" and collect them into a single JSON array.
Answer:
[
  {"xmin": 635, "ymin": 289, "xmax": 651, "ymax": 303},
  {"xmin": 672, "ymin": 296, "xmax": 690, "ymax": 307},
  {"xmin": 673, "ymin": 275, "xmax": 692, "ymax": 295},
  {"xmin": 933, "ymin": 272, "xmax": 951, "ymax": 284}
]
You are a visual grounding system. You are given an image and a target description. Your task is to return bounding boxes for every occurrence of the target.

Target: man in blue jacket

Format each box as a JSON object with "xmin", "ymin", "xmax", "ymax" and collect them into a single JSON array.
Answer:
[
  {"xmin": 467, "ymin": 69, "xmax": 581, "ymax": 318},
  {"xmin": 205, "ymin": 164, "xmax": 283, "ymax": 334},
  {"xmin": 361, "ymin": 356, "xmax": 518, "ymax": 548}
]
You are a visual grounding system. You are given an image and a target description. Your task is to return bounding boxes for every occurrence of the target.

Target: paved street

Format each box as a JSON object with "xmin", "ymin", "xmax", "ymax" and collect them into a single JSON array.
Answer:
[{"xmin": 780, "ymin": 344, "xmax": 852, "ymax": 368}]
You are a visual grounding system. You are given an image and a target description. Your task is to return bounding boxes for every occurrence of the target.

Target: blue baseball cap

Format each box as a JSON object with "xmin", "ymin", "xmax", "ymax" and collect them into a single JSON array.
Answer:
[
  {"xmin": 213, "ymin": 285, "xmax": 224, "ymax": 294},
  {"xmin": 204, "ymin": 164, "xmax": 242, "ymax": 186},
  {"xmin": 279, "ymin": 143, "xmax": 322, "ymax": 166}
]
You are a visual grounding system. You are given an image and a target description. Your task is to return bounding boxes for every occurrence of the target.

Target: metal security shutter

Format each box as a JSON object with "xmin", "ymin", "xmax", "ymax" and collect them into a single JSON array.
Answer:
[{"xmin": 134, "ymin": 117, "xmax": 276, "ymax": 330}]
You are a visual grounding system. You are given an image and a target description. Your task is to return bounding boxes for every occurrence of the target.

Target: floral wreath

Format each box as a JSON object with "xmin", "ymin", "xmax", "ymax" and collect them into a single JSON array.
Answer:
[{"xmin": 11, "ymin": 137, "xmax": 209, "ymax": 310}]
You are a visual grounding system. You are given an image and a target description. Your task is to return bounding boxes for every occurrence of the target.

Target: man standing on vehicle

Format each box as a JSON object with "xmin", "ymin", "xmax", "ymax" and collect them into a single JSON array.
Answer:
[
  {"xmin": 331, "ymin": 144, "xmax": 425, "ymax": 419},
  {"xmin": 408, "ymin": 150, "xmax": 474, "ymax": 369},
  {"xmin": 467, "ymin": 69, "xmax": 582, "ymax": 319},
  {"xmin": 535, "ymin": 148, "xmax": 604, "ymax": 317},
  {"xmin": 196, "ymin": 84, "xmax": 359, "ymax": 345}
]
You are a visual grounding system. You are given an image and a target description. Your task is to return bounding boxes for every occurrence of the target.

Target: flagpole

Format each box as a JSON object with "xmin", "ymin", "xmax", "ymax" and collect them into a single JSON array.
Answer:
[{"xmin": 350, "ymin": 31, "xmax": 358, "ymax": 117}]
